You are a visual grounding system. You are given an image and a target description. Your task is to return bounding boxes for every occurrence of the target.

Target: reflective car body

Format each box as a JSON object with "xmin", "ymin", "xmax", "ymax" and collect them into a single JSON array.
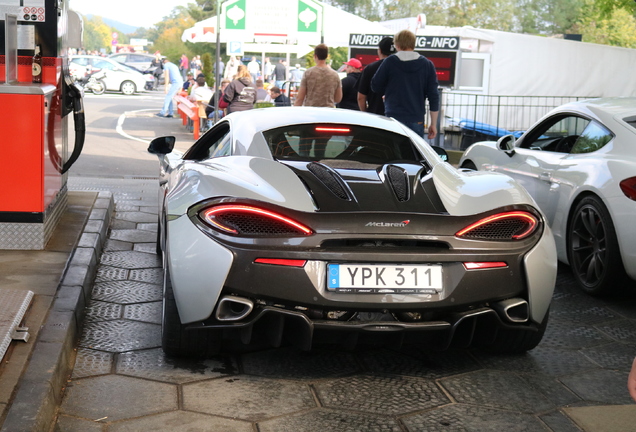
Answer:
[
  {"xmin": 149, "ymin": 107, "xmax": 557, "ymax": 357},
  {"xmin": 69, "ymin": 55, "xmax": 150, "ymax": 95},
  {"xmin": 460, "ymin": 98, "xmax": 636, "ymax": 296},
  {"xmin": 108, "ymin": 52, "xmax": 156, "ymax": 72}
]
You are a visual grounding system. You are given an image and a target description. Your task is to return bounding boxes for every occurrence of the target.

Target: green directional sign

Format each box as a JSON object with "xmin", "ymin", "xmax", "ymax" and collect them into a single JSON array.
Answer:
[
  {"xmin": 225, "ymin": 0, "xmax": 246, "ymax": 30},
  {"xmin": 298, "ymin": 0, "xmax": 319, "ymax": 33}
]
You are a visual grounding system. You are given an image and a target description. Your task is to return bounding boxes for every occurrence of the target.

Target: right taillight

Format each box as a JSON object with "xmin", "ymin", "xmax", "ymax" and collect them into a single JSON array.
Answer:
[
  {"xmin": 456, "ymin": 211, "xmax": 539, "ymax": 241},
  {"xmin": 620, "ymin": 177, "xmax": 636, "ymax": 201}
]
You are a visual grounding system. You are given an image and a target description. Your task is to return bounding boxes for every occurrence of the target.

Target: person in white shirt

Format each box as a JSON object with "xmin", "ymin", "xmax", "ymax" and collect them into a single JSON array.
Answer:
[{"xmin": 247, "ymin": 57, "xmax": 260, "ymax": 83}]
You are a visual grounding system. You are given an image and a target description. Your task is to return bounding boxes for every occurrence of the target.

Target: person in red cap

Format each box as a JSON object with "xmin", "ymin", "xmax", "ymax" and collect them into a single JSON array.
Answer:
[{"xmin": 337, "ymin": 58, "xmax": 362, "ymax": 110}]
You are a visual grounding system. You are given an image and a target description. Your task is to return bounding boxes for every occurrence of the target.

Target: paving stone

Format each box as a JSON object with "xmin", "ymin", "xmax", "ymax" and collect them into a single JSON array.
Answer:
[
  {"xmin": 539, "ymin": 410, "xmax": 584, "ymax": 432},
  {"xmin": 139, "ymin": 206, "xmax": 159, "ymax": 215},
  {"xmin": 123, "ymin": 302, "xmax": 162, "ymax": 324},
  {"xmin": 472, "ymin": 345, "xmax": 597, "ymax": 377},
  {"xmin": 79, "ymin": 320, "xmax": 161, "ymax": 352},
  {"xmin": 60, "ymin": 375, "xmax": 177, "ymax": 422},
  {"xmin": 108, "ymin": 411, "xmax": 252, "ymax": 432},
  {"xmin": 315, "ymin": 374, "xmax": 448, "ymax": 415},
  {"xmin": 133, "ymin": 243, "xmax": 158, "ymax": 254},
  {"xmin": 358, "ymin": 347, "xmax": 479, "ymax": 379},
  {"xmin": 183, "ymin": 376, "xmax": 315, "ymax": 421},
  {"xmin": 580, "ymin": 342, "xmax": 636, "ymax": 370},
  {"xmin": 56, "ymin": 415, "xmax": 104, "ymax": 432},
  {"xmin": 259, "ymin": 408, "xmax": 401, "ymax": 432},
  {"xmin": 115, "ymin": 212, "xmax": 158, "ymax": 223},
  {"xmin": 440, "ymin": 369, "xmax": 554, "ymax": 413},
  {"xmin": 541, "ymin": 318, "xmax": 611, "ymax": 349},
  {"xmin": 84, "ymin": 300, "xmax": 123, "ymax": 322},
  {"xmin": 110, "ymin": 219, "xmax": 137, "ymax": 230},
  {"xmin": 112, "ymin": 204, "xmax": 140, "ymax": 212},
  {"xmin": 92, "ymin": 281, "xmax": 162, "ymax": 304},
  {"xmin": 559, "ymin": 368, "xmax": 633, "ymax": 405},
  {"xmin": 129, "ymin": 268, "xmax": 163, "ymax": 285},
  {"xmin": 94, "ymin": 266, "xmax": 130, "ymax": 282},
  {"xmin": 241, "ymin": 347, "xmax": 359, "ymax": 379},
  {"xmin": 517, "ymin": 372, "xmax": 581, "ymax": 407},
  {"xmin": 550, "ymin": 294, "xmax": 618, "ymax": 325},
  {"xmin": 401, "ymin": 404, "xmax": 549, "ymax": 432},
  {"xmin": 110, "ymin": 229, "xmax": 157, "ymax": 243},
  {"xmin": 137, "ymin": 223, "xmax": 158, "ymax": 232},
  {"xmin": 116, "ymin": 348, "xmax": 237, "ymax": 384},
  {"xmin": 100, "ymin": 250, "xmax": 161, "ymax": 270},
  {"xmin": 102, "ymin": 240, "xmax": 133, "ymax": 253},
  {"xmin": 596, "ymin": 319, "xmax": 636, "ymax": 344},
  {"xmin": 71, "ymin": 348, "xmax": 113, "ymax": 379}
]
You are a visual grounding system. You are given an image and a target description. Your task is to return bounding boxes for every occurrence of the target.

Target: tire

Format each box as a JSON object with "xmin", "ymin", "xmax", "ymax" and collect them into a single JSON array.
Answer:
[
  {"xmin": 461, "ymin": 160, "xmax": 477, "ymax": 171},
  {"xmin": 162, "ymin": 263, "xmax": 221, "ymax": 358},
  {"xmin": 487, "ymin": 309, "xmax": 550, "ymax": 354},
  {"xmin": 120, "ymin": 80, "xmax": 137, "ymax": 95},
  {"xmin": 92, "ymin": 79, "xmax": 106, "ymax": 95},
  {"xmin": 567, "ymin": 195, "xmax": 627, "ymax": 296}
]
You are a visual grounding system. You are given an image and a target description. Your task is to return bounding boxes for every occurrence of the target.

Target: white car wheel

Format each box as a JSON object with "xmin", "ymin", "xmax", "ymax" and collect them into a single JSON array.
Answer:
[{"xmin": 120, "ymin": 80, "xmax": 137, "ymax": 95}]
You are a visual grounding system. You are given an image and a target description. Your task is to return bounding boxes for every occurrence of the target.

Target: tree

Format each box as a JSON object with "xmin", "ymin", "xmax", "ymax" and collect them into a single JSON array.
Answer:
[
  {"xmin": 573, "ymin": 6, "xmax": 636, "ymax": 48},
  {"xmin": 82, "ymin": 16, "xmax": 112, "ymax": 52}
]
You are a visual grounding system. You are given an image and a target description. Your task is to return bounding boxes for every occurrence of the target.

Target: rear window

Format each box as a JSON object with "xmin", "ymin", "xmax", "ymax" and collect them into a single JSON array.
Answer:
[
  {"xmin": 262, "ymin": 124, "xmax": 420, "ymax": 163},
  {"xmin": 624, "ymin": 115, "xmax": 636, "ymax": 130}
]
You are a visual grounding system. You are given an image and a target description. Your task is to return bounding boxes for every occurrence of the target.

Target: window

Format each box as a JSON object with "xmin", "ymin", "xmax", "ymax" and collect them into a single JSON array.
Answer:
[
  {"xmin": 570, "ymin": 122, "xmax": 613, "ymax": 154},
  {"xmin": 262, "ymin": 124, "xmax": 420, "ymax": 164},
  {"xmin": 183, "ymin": 122, "xmax": 231, "ymax": 160},
  {"xmin": 521, "ymin": 115, "xmax": 591, "ymax": 153}
]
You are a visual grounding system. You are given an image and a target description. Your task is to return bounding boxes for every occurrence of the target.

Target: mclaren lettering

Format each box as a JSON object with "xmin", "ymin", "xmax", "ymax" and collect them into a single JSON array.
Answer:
[{"xmin": 365, "ymin": 221, "xmax": 410, "ymax": 228}]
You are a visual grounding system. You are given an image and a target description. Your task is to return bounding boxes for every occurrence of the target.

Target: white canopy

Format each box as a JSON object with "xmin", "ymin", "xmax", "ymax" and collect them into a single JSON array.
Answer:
[{"xmin": 181, "ymin": 1, "xmax": 391, "ymax": 48}]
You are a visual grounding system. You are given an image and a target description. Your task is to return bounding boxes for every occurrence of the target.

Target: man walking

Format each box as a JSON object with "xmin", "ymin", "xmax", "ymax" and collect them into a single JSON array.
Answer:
[
  {"xmin": 272, "ymin": 59, "xmax": 287, "ymax": 88},
  {"xmin": 358, "ymin": 36, "xmax": 394, "ymax": 115},
  {"xmin": 294, "ymin": 44, "xmax": 342, "ymax": 108},
  {"xmin": 371, "ymin": 30, "xmax": 439, "ymax": 138},
  {"xmin": 157, "ymin": 57, "xmax": 184, "ymax": 118}
]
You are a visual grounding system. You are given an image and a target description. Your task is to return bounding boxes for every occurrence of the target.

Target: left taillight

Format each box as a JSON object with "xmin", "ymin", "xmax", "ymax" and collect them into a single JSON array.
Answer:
[
  {"xmin": 200, "ymin": 205, "xmax": 313, "ymax": 237},
  {"xmin": 456, "ymin": 211, "xmax": 539, "ymax": 241},
  {"xmin": 620, "ymin": 177, "xmax": 636, "ymax": 201}
]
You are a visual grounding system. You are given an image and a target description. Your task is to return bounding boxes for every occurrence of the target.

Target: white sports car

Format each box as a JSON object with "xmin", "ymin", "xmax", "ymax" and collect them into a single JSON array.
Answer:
[
  {"xmin": 148, "ymin": 107, "xmax": 557, "ymax": 357},
  {"xmin": 460, "ymin": 97, "xmax": 636, "ymax": 296}
]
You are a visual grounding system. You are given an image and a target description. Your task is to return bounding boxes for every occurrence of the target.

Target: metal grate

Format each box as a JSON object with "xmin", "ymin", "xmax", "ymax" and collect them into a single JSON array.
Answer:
[
  {"xmin": 307, "ymin": 162, "xmax": 350, "ymax": 200},
  {"xmin": 387, "ymin": 165, "xmax": 409, "ymax": 202},
  {"xmin": 216, "ymin": 213, "xmax": 305, "ymax": 236},
  {"xmin": 461, "ymin": 219, "xmax": 529, "ymax": 240},
  {"xmin": 0, "ymin": 290, "xmax": 33, "ymax": 362}
]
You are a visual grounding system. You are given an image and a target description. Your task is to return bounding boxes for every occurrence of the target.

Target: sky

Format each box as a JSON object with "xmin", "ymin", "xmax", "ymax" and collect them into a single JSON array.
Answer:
[{"xmin": 69, "ymin": 0, "xmax": 193, "ymax": 29}]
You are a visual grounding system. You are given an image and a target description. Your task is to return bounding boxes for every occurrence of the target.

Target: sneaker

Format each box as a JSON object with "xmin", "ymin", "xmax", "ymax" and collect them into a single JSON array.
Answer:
[
  {"xmin": 166, "ymin": 114, "xmax": 173, "ymax": 118},
  {"xmin": 155, "ymin": 113, "xmax": 166, "ymax": 117}
]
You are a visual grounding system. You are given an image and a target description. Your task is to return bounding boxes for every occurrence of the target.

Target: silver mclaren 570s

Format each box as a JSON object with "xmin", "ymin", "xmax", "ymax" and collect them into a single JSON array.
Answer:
[{"xmin": 148, "ymin": 107, "xmax": 557, "ymax": 357}]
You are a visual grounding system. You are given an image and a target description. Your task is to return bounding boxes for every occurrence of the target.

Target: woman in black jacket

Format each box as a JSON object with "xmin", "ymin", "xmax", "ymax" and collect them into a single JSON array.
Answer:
[{"xmin": 223, "ymin": 65, "xmax": 256, "ymax": 114}]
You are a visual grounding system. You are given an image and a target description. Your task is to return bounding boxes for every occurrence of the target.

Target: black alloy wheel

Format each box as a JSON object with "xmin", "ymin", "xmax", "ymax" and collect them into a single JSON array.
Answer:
[{"xmin": 567, "ymin": 195, "xmax": 627, "ymax": 296}]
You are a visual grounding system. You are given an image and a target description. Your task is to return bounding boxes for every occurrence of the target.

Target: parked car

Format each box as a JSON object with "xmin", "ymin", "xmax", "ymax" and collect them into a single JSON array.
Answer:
[
  {"xmin": 69, "ymin": 55, "xmax": 150, "ymax": 95},
  {"xmin": 148, "ymin": 107, "xmax": 557, "ymax": 357},
  {"xmin": 108, "ymin": 52, "xmax": 156, "ymax": 72},
  {"xmin": 460, "ymin": 97, "xmax": 636, "ymax": 296}
]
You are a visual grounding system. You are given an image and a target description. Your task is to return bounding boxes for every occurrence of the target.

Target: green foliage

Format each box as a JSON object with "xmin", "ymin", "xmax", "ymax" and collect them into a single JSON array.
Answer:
[
  {"xmin": 201, "ymin": 52, "xmax": 214, "ymax": 86},
  {"xmin": 574, "ymin": 6, "xmax": 636, "ymax": 48},
  {"xmin": 82, "ymin": 16, "xmax": 112, "ymax": 52}
]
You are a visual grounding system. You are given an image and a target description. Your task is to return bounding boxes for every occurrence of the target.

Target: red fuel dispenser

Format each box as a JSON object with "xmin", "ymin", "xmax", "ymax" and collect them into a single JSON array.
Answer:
[{"xmin": 0, "ymin": 0, "xmax": 84, "ymax": 249}]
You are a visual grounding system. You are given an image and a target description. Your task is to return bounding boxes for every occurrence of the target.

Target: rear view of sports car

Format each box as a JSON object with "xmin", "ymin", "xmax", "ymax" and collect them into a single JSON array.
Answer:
[{"xmin": 148, "ymin": 107, "xmax": 557, "ymax": 357}]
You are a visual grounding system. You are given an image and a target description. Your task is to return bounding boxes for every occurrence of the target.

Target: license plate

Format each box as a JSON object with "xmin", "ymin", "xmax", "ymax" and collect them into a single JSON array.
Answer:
[{"xmin": 327, "ymin": 264, "xmax": 443, "ymax": 294}]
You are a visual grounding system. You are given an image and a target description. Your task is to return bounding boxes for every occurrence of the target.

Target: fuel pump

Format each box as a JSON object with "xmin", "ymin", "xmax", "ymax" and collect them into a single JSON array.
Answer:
[{"xmin": 0, "ymin": 0, "xmax": 85, "ymax": 249}]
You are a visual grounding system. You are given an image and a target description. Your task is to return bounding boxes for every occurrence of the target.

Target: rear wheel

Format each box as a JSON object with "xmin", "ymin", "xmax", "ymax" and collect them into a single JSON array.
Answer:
[
  {"xmin": 567, "ymin": 195, "xmax": 627, "ymax": 296},
  {"xmin": 162, "ymin": 263, "xmax": 221, "ymax": 358},
  {"xmin": 92, "ymin": 79, "xmax": 106, "ymax": 95},
  {"xmin": 120, "ymin": 80, "xmax": 137, "ymax": 95}
]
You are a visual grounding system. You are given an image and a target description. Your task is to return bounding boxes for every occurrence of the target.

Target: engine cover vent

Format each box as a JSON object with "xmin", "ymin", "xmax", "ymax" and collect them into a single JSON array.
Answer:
[
  {"xmin": 307, "ymin": 162, "xmax": 351, "ymax": 200},
  {"xmin": 387, "ymin": 165, "xmax": 410, "ymax": 202}
]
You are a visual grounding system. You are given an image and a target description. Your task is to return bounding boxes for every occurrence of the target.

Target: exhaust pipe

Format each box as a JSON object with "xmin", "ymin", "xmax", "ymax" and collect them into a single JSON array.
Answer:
[
  {"xmin": 493, "ymin": 298, "xmax": 529, "ymax": 323},
  {"xmin": 215, "ymin": 296, "xmax": 254, "ymax": 322}
]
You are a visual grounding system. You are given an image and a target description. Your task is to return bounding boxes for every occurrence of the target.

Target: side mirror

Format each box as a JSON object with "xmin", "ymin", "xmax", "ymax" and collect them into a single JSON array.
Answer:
[
  {"xmin": 430, "ymin": 145, "xmax": 449, "ymax": 163},
  {"xmin": 496, "ymin": 135, "xmax": 516, "ymax": 157},
  {"xmin": 148, "ymin": 136, "xmax": 175, "ymax": 155}
]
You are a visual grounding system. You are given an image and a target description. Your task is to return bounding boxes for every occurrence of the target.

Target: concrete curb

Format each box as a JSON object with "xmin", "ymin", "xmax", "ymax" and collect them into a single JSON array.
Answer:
[{"xmin": 0, "ymin": 191, "xmax": 114, "ymax": 432}]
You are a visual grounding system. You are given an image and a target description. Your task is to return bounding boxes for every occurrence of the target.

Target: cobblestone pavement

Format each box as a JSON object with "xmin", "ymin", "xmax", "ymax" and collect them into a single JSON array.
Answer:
[{"xmin": 56, "ymin": 177, "xmax": 636, "ymax": 432}]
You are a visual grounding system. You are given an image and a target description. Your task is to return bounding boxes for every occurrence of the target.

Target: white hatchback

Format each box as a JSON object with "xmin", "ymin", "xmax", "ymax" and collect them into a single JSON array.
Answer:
[{"xmin": 70, "ymin": 55, "xmax": 150, "ymax": 95}]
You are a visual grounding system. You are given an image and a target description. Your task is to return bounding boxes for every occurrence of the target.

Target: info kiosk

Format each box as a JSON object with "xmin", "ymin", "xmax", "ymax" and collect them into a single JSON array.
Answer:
[{"xmin": 0, "ymin": 0, "xmax": 84, "ymax": 250}]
